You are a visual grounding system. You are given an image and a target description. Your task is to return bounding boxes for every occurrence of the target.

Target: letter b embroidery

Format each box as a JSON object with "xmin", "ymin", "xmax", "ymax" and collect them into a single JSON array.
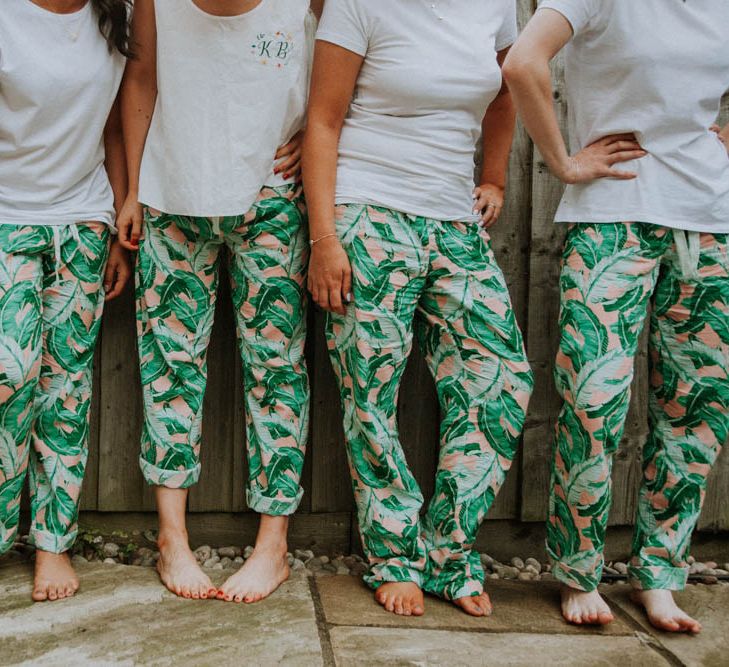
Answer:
[{"xmin": 251, "ymin": 31, "xmax": 295, "ymax": 68}]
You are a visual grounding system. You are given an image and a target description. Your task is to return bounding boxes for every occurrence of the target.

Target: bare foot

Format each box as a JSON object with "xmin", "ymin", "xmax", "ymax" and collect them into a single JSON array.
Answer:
[
  {"xmin": 374, "ymin": 582, "xmax": 425, "ymax": 617},
  {"xmin": 32, "ymin": 551, "xmax": 79, "ymax": 602},
  {"xmin": 560, "ymin": 586, "xmax": 614, "ymax": 625},
  {"xmin": 453, "ymin": 592, "xmax": 493, "ymax": 617},
  {"xmin": 157, "ymin": 533, "xmax": 217, "ymax": 600},
  {"xmin": 217, "ymin": 546, "xmax": 289, "ymax": 603},
  {"xmin": 631, "ymin": 589, "xmax": 701, "ymax": 634}
]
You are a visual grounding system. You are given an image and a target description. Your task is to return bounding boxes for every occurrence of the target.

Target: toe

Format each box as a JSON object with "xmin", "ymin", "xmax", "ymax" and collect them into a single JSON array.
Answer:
[
  {"xmin": 32, "ymin": 585, "xmax": 48, "ymax": 602},
  {"xmin": 234, "ymin": 595, "xmax": 244, "ymax": 603},
  {"xmin": 412, "ymin": 603, "xmax": 425, "ymax": 616},
  {"xmin": 393, "ymin": 597, "xmax": 404, "ymax": 615},
  {"xmin": 48, "ymin": 585, "xmax": 58, "ymax": 601},
  {"xmin": 597, "ymin": 611, "xmax": 614, "ymax": 625}
]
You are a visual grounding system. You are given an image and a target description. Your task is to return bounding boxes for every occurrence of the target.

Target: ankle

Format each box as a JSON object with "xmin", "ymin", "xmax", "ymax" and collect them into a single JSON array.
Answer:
[{"xmin": 157, "ymin": 528, "xmax": 190, "ymax": 549}]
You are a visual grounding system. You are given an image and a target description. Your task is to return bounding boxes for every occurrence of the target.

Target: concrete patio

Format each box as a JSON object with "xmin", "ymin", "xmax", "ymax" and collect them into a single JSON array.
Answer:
[{"xmin": 1, "ymin": 559, "xmax": 727, "ymax": 666}]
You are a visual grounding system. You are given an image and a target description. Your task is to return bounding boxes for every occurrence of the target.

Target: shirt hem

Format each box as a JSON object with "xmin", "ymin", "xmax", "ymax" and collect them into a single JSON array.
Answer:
[
  {"xmin": 554, "ymin": 216, "xmax": 729, "ymax": 234},
  {"xmin": 0, "ymin": 216, "xmax": 115, "ymax": 229},
  {"xmin": 335, "ymin": 195, "xmax": 480, "ymax": 223}
]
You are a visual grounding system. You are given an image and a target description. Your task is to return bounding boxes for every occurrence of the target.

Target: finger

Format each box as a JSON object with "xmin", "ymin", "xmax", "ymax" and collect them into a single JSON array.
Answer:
[
  {"xmin": 608, "ymin": 140, "xmax": 644, "ymax": 153},
  {"xmin": 603, "ymin": 132, "xmax": 639, "ymax": 144},
  {"xmin": 275, "ymin": 151, "xmax": 302, "ymax": 177},
  {"xmin": 315, "ymin": 285, "xmax": 331, "ymax": 312},
  {"xmin": 607, "ymin": 149, "xmax": 648, "ymax": 165},
  {"xmin": 472, "ymin": 192, "xmax": 490, "ymax": 215},
  {"xmin": 480, "ymin": 207, "xmax": 496, "ymax": 227},
  {"xmin": 282, "ymin": 158, "xmax": 301, "ymax": 180},
  {"xmin": 341, "ymin": 269, "xmax": 352, "ymax": 307},
  {"xmin": 274, "ymin": 140, "xmax": 295, "ymax": 160},
  {"xmin": 131, "ymin": 216, "xmax": 143, "ymax": 248},
  {"xmin": 329, "ymin": 284, "xmax": 344, "ymax": 315},
  {"xmin": 710, "ymin": 124, "xmax": 721, "ymax": 134},
  {"xmin": 103, "ymin": 261, "xmax": 115, "ymax": 294},
  {"xmin": 604, "ymin": 168, "xmax": 638, "ymax": 180}
]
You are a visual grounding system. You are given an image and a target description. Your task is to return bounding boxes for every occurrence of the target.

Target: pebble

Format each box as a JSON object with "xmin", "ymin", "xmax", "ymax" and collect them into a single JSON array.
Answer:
[
  {"xmin": 233, "ymin": 557, "xmax": 245, "ymax": 565},
  {"xmin": 724, "ymin": 563, "xmax": 729, "ymax": 572},
  {"xmin": 511, "ymin": 557, "xmax": 525, "ymax": 570},
  {"xmin": 212, "ymin": 563, "xmax": 224, "ymax": 571},
  {"xmin": 218, "ymin": 547, "xmax": 240, "ymax": 559},
  {"xmin": 604, "ymin": 566, "xmax": 619, "ymax": 576},
  {"xmin": 705, "ymin": 561, "xmax": 718, "ymax": 570},
  {"xmin": 295, "ymin": 549, "xmax": 315, "ymax": 562},
  {"xmin": 687, "ymin": 555, "xmax": 696, "ymax": 565},
  {"xmin": 502, "ymin": 566, "xmax": 520, "ymax": 580},
  {"xmin": 195, "ymin": 546, "xmax": 212, "ymax": 563},
  {"xmin": 518, "ymin": 572, "xmax": 534, "ymax": 581},
  {"xmin": 220, "ymin": 557, "xmax": 234, "ymax": 569},
  {"xmin": 71, "ymin": 555, "xmax": 88, "ymax": 566},
  {"xmin": 481, "ymin": 554, "xmax": 494, "ymax": 569},
  {"xmin": 524, "ymin": 565, "xmax": 540, "ymax": 576},
  {"xmin": 103, "ymin": 543, "xmax": 120, "ymax": 559},
  {"xmin": 525, "ymin": 558, "xmax": 542, "ymax": 573},
  {"xmin": 703, "ymin": 575, "xmax": 719, "ymax": 585},
  {"xmin": 292, "ymin": 558, "xmax": 306, "ymax": 571},
  {"xmin": 244, "ymin": 546, "xmax": 255, "ymax": 559},
  {"xmin": 103, "ymin": 558, "xmax": 116, "ymax": 565},
  {"xmin": 203, "ymin": 557, "xmax": 219, "ymax": 569},
  {"xmin": 613, "ymin": 562, "xmax": 628, "ymax": 575},
  {"xmin": 319, "ymin": 555, "xmax": 330, "ymax": 564},
  {"xmin": 143, "ymin": 530, "xmax": 158, "ymax": 544},
  {"xmin": 690, "ymin": 562, "xmax": 708, "ymax": 575}
]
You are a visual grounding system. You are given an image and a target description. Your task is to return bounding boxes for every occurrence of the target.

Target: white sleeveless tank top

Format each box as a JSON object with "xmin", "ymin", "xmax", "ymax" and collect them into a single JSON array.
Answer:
[{"xmin": 139, "ymin": 0, "xmax": 314, "ymax": 217}]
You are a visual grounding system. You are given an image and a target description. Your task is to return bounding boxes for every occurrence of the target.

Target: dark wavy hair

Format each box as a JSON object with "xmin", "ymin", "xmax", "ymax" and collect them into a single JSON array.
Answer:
[{"xmin": 91, "ymin": 0, "xmax": 134, "ymax": 58}]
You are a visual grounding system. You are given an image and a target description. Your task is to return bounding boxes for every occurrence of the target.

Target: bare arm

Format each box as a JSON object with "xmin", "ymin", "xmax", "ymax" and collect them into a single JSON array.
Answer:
[
  {"xmin": 117, "ymin": 0, "xmax": 157, "ymax": 250},
  {"xmin": 310, "ymin": 0, "xmax": 324, "ymax": 20},
  {"xmin": 473, "ymin": 48, "xmax": 516, "ymax": 228},
  {"xmin": 301, "ymin": 40, "xmax": 363, "ymax": 315},
  {"xmin": 503, "ymin": 9, "xmax": 646, "ymax": 184},
  {"xmin": 102, "ymin": 94, "xmax": 132, "ymax": 300}
]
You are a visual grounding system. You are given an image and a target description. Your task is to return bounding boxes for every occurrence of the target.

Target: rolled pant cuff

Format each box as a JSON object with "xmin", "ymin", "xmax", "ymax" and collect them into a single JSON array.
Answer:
[
  {"xmin": 426, "ymin": 576, "xmax": 485, "ymax": 601},
  {"xmin": 139, "ymin": 456, "xmax": 201, "ymax": 489},
  {"xmin": 365, "ymin": 563, "xmax": 425, "ymax": 590},
  {"xmin": 246, "ymin": 488, "xmax": 304, "ymax": 517},
  {"xmin": 628, "ymin": 564, "xmax": 688, "ymax": 591},
  {"xmin": 30, "ymin": 527, "xmax": 77, "ymax": 554},
  {"xmin": 551, "ymin": 559, "xmax": 601, "ymax": 592}
]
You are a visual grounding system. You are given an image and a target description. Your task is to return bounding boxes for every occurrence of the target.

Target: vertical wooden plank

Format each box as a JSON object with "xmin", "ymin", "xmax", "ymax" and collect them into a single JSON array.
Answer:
[
  {"xmin": 231, "ymin": 356, "xmax": 249, "ymax": 512},
  {"xmin": 98, "ymin": 286, "xmax": 155, "ymax": 511},
  {"xmin": 189, "ymin": 259, "xmax": 237, "ymax": 512},
  {"xmin": 519, "ymin": 0, "xmax": 569, "ymax": 521}
]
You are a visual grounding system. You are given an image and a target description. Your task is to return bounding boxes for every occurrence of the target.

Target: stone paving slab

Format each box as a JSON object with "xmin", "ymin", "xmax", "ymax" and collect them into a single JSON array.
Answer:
[
  {"xmin": 1, "ymin": 562, "xmax": 323, "ymax": 667},
  {"xmin": 328, "ymin": 627, "xmax": 670, "ymax": 666},
  {"xmin": 606, "ymin": 585, "xmax": 729, "ymax": 667},
  {"xmin": 316, "ymin": 575, "xmax": 635, "ymax": 636}
]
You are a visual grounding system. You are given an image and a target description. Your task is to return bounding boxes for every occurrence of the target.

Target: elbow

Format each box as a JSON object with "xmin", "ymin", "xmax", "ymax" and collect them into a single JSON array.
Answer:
[{"xmin": 501, "ymin": 53, "xmax": 528, "ymax": 87}]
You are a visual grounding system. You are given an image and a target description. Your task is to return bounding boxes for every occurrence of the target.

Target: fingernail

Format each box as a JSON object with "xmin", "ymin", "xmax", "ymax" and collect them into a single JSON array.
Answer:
[
  {"xmin": 346, "ymin": 293, "xmax": 352, "ymax": 303},
  {"xmin": 284, "ymin": 173, "xmax": 290, "ymax": 179},
  {"xmin": 473, "ymin": 208, "xmax": 480, "ymax": 215}
]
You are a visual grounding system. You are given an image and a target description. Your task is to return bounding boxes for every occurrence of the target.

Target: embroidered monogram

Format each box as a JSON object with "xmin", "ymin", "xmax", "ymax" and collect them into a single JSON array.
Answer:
[{"xmin": 251, "ymin": 31, "xmax": 295, "ymax": 67}]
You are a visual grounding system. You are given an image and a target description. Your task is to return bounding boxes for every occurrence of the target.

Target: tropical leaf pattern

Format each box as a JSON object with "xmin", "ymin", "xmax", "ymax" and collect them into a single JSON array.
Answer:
[
  {"xmin": 326, "ymin": 204, "xmax": 533, "ymax": 600},
  {"xmin": 136, "ymin": 185, "xmax": 310, "ymax": 515},
  {"xmin": 0, "ymin": 223, "xmax": 109, "ymax": 555},
  {"xmin": 548, "ymin": 223, "xmax": 729, "ymax": 592}
]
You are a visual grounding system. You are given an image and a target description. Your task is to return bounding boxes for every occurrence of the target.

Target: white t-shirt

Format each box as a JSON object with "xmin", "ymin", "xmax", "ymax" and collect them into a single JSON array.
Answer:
[
  {"xmin": 139, "ymin": 0, "xmax": 315, "ymax": 217},
  {"xmin": 317, "ymin": 0, "xmax": 517, "ymax": 221},
  {"xmin": 539, "ymin": 0, "xmax": 729, "ymax": 232},
  {"xmin": 0, "ymin": 0, "xmax": 125, "ymax": 227}
]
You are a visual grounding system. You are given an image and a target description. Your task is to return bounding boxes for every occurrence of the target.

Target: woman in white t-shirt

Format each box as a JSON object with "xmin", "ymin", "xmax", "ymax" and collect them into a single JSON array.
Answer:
[
  {"xmin": 302, "ymin": 0, "xmax": 533, "ymax": 618},
  {"xmin": 117, "ymin": 0, "xmax": 316, "ymax": 604},
  {"xmin": 504, "ymin": 0, "xmax": 729, "ymax": 634},
  {"xmin": 0, "ymin": 0, "xmax": 131, "ymax": 602}
]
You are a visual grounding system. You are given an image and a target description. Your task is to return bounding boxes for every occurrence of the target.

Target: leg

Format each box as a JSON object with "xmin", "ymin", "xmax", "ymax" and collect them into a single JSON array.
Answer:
[
  {"xmin": 136, "ymin": 210, "xmax": 219, "ymax": 599},
  {"xmin": 418, "ymin": 221, "xmax": 533, "ymax": 616},
  {"xmin": 548, "ymin": 223, "xmax": 667, "ymax": 625},
  {"xmin": 219, "ymin": 185, "xmax": 310, "ymax": 603},
  {"xmin": 0, "ymin": 226, "xmax": 44, "ymax": 557},
  {"xmin": 630, "ymin": 232, "xmax": 729, "ymax": 634},
  {"xmin": 326, "ymin": 204, "xmax": 427, "ymax": 616},
  {"xmin": 29, "ymin": 223, "xmax": 109, "ymax": 601}
]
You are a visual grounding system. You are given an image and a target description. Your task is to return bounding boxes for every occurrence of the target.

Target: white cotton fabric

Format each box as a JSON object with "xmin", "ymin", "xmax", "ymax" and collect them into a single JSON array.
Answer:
[
  {"xmin": 539, "ymin": 0, "xmax": 729, "ymax": 232},
  {"xmin": 317, "ymin": 0, "xmax": 518, "ymax": 221},
  {"xmin": 0, "ymin": 0, "xmax": 125, "ymax": 228},
  {"xmin": 139, "ymin": 0, "xmax": 315, "ymax": 217}
]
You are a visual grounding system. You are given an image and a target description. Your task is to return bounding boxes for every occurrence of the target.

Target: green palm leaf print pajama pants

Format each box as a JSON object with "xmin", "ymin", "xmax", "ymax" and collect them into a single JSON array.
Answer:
[
  {"xmin": 326, "ymin": 204, "xmax": 534, "ymax": 601},
  {"xmin": 136, "ymin": 185, "xmax": 310, "ymax": 515},
  {"xmin": 0, "ymin": 223, "xmax": 110, "ymax": 555},
  {"xmin": 549, "ymin": 222, "xmax": 729, "ymax": 592}
]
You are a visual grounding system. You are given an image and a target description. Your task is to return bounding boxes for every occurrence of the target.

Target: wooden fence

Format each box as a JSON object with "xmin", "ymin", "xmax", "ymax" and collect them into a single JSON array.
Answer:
[{"xmin": 77, "ymin": 1, "xmax": 729, "ymax": 540}]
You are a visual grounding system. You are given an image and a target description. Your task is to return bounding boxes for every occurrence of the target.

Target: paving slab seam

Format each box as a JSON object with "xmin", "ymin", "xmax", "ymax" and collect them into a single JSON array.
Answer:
[
  {"xmin": 608, "ymin": 600, "xmax": 687, "ymax": 667},
  {"xmin": 324, "ymin": 621, "xmax": 642, "ymax": 637},
  {"xmin": 308, "ymin": 575, "xmax": 337, "ymax": 667}
]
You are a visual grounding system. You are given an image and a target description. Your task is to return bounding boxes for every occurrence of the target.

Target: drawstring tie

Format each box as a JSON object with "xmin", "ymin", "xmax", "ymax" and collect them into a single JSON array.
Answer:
[
  {"xmin": 672, "ymin": 229, "xmax": 701, "ymax": 282},
  {"xmin": 52, "ymin": 225, "xmax": 80, "ymax": 285}
]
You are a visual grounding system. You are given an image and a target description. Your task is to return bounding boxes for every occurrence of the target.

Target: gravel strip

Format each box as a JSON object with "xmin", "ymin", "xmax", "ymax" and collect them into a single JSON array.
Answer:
[{"xmin": 6, "ymin": 533, "xmax": 729, "ymax": 585}]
